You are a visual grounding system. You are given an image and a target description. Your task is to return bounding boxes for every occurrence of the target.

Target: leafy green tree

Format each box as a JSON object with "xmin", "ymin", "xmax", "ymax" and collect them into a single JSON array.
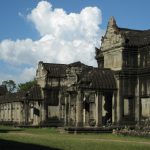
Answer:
[
  {"xmin": 17, "ymin": 79, "xmax": 37, "ymax": 92},
  {"xmin": 2, "ymin": 80, "xmax": 16, "ymax": 93}
]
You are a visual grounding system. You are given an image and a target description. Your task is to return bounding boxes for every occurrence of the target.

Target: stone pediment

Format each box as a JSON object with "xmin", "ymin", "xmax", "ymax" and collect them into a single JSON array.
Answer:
[{"xmin": 101, "ymin": 17, "xmax": 124, "ymax": 51}]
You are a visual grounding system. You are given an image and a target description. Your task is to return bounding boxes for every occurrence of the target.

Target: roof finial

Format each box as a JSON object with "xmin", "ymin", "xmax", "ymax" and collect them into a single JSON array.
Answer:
[{"xmin": 108, "ymin": 16, "xmax": 117, "ymax": 27}]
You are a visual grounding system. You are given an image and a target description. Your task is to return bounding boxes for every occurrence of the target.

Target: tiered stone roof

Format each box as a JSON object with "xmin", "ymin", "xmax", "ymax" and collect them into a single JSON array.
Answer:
[
  {"xmin": 0, "ymin": 85, "xmax": 43, "ymax": 104},
  {"xmin": 42, "ymin": 61, "xmax": 116, "ymax": 91},
  {"xmin": 0, "ymin": 92, "xmax": 25, "ymax": 103},
  {"xmin": 43, "ymin": 63, "xmax": 67, "ymax": 78},
  {"xmin": 119, "ymin": 28, "xmax": 150, "ymax": 47},
  {"xmin": 79, "ymin": 68, "xmax": 116, "ymax": 90},
  {"xmin": 68, "ymin": 61, "xmax": 89, "ymax": 68}
]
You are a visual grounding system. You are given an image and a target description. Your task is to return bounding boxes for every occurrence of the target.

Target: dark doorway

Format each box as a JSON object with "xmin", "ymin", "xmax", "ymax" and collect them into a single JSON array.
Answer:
[{"xmin": 102, "ymin": 93, "xmax": 112, "ymax": 125}]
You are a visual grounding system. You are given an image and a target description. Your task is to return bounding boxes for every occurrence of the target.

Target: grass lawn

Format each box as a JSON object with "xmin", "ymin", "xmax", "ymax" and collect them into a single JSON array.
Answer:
[{"xmin": 0, "ymin": 126, "xmax": 150, "ymax": 150}]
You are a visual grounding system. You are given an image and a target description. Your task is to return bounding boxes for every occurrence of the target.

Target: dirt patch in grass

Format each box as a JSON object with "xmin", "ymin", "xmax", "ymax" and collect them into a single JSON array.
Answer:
[{"xmin": 81, "ymin": 138, "xmax": 150, "ymax": 145}]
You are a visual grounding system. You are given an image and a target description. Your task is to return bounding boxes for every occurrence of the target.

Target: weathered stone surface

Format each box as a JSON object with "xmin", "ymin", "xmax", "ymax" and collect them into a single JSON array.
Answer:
[{"xmin": 0, "ymin": 17, "xmax": 150, "ymax": 127}]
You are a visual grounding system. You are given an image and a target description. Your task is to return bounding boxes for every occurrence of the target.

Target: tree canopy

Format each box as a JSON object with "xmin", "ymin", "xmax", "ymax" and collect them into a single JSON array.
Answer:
[
  {"xmin": 17, "ymin": 80, "xmax": 37, "ymax": 92},
  {"xmin": 2, "ymin": 80, "xmax": 16, "ymax": 93}
]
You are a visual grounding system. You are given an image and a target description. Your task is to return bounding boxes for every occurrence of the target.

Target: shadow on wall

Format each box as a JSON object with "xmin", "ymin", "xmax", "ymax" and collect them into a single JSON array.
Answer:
[{"xmin": 0, "ymin": 139, "xmax": 62, "ymax": 150}]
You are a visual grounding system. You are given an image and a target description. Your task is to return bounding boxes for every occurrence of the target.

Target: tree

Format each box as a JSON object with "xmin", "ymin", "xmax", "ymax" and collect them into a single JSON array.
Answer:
[
  {"xmin": 17, "ymin": 79, "xmax": 37, "ymax": 92},
  {"xmin": 2, "ymin": 80, "xmax": 16, "ymax": 93}
]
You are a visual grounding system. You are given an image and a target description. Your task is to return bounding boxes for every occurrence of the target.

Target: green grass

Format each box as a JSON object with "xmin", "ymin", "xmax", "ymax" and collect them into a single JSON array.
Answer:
[{"xmin": 0, "ymin": 126, "xmax": 150, "ymax": 150}]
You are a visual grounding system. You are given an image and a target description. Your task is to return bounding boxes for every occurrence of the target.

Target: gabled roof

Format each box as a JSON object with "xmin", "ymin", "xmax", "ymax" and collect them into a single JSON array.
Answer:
[
  {"xmin": 43, "ymin": 63, "xmax": 67, "ymax": 78},
  {"xmin": 0, "ymin": 92, "xmax": 25, "ymax": 103},
  {"xmin": 0, "ymin": 85, "xmax": 43, "ymax": 103},
  {"xmin": 41, "ymin": 61, "xmax": 92, "ymax": 78},
  {"xmin": 119, "ymin": 27, "xmax": 150, "ymax": 47},
  {"xmin": 68, "ymin": 61, "xmax": 89, "ymax": 68},
  {"xmin": 105, "ymin": 17, "xmax": 150, "ymax": 48},
  {"xmin": 79, "ymin": 68, "xmax": 116, "ymax": 90}
]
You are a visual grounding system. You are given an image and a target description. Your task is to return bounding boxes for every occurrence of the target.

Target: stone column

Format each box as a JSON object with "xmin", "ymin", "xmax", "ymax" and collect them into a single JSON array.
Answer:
[
  {"xmin": 68, "ymin": 94, "xmax": 71, "ymax": 125},
  {"xmin": 95, "ymin": 92, "xmax": 102, "ymax": 127},
  {"xmin": 43, "ymin": 90, "xmax": 48, "ymax": 122},
  {"xmin": 112, "ymin": 91, "xmax": 117, "ymax": 124},
  {"xmin": 58, "ymin": 91, "xmax": 62, "ymax": 120},
  {"xmin": 102, "ymin": 94, "xmax": 105, "ymax": 122},
  {"xmin": 115, "ymin": 78, "xmax": 123, "ymax": 124},
  {"xmin": 19, "ymin": 102, "xmax": 23, "ymax": 124},
  {"xmin": 76, "ymin": 91, "xmax": 83, "ymax": 127},
  {"xmin": 2, "ymin": 104, "xmax": 4, "ymax": 121},
  {"xmin": 135, "ymin": 77, "xmax": 140, "ymax": 123},
  {"xmin": 83, "ymin": 108, "xmax": 86, "ymax": 126},
  {"xmin": 135, "ymin": 97, "xmax": 140, "ymax": 122},
  {"xmin": 40, "ymin": 100, "xmax": 46, "ymax": 124},
  {"xmin": 6, "ymin": 103, "xmax": 8, "ymax": 121},
  {"xmin": 64, "ymin": 94, "xmax": 68, "ymax": 126},
  {"xmin": 24, "ymin": 100, "xmax": 29, "ymax": 125},
  {"xmin": 83, "ymin": 94, "xmax": 86, "ymax": 126}
]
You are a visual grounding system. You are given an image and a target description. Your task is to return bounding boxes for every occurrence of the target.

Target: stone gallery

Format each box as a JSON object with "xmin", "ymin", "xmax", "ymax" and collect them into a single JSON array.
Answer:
[{"xmin": 0, "ymin": 17, "xmax": 150, "ymax": 127}]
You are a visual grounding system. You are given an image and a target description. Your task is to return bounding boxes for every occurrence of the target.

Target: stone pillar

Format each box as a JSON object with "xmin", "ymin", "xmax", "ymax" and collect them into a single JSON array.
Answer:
[
  {"xmin": 18, "ymin": 103, "xmax": 21, "ymax": 124},
  {"xmin": 64, "ymin": 94, "xmax": 68, "ymax": 126},
  {"xmin": 10, "ymin": 103, "xmax": 13, "ymax": 122},
  {"xmin": 40, "ymin": 100, "xmax": 46, "ymax": 124},
  {"xmin": 1, "ymin": 104, "xmax": 3, "ymax": 121},
  {"xmin": 24, "ymin": 100, "xmax": 29, "ymax": 125},
  {"xmin": 24, "ymin": 100, "xmax": 28, "ymax": 125},
  {"xmin": 115, "ymin": 78, "xmax": 123, "ymax": 124},
  {"xmin": 68, "ymin": 94, "xmax": 71, "ymax": 125},
  {"xmin": 83, "ymin": 94, "xmax": 86, "ymax": 126},
  {"xmin": 0, "ymin": 105, "xmax": 1, "ymax": 121},
  {"xmin": 102, "ymin": 94, "xmax": 105, "ymax": 121},
  {"xmin": 95, "ymin": 92, "xmax": 102, "ymax": 127},
  {"xmin": 58, "ymin": 91, "xmax": 62, "ymax": 120},
  {"xmin": 83, "ymin": 108, "xmax": 86, "ymax": 126},
  {"xmin": 135, "ymin": 77, "xmax": 140, "ymax": 123},
  {"xmin": 112, "ymin": 91, "xmax": 117, "ymax": 124},
  {"xmin": 82, "ymin": 93, "xmax": 89, "ymax": 127},
  {"xmin": 20, "ymin": 102, "xmax": 23, "ymax": 124},
  {"xmin": 76, "ymin": 91, "xmax": 83, "ymax": 127},
  {"xmin": 135, "ymin": 97, "xmax": 140, "ymax": 122},
  {"xmin": 3, "ymin": 104, "xmax": 5, "ymax": 121}
]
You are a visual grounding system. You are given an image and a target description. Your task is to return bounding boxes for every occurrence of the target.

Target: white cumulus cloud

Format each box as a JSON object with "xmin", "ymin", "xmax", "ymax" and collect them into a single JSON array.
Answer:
[{"xmin": 0, "ymin": 1, "xmax": 104, "ymax": 83}]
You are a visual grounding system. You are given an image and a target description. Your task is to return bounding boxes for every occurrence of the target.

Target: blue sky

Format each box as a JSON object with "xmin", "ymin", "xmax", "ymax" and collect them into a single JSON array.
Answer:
[
  {"xmin": 0, "ymin": 0, "xmax": 150, "ymax": 40},
  {"xmin": 0, "ymin": 0, "xmax": 150, "ymax": 84}
]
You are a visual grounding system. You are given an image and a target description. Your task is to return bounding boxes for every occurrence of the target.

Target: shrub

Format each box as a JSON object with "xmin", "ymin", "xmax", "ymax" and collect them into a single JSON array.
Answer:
[{"xmin": 113, "ymin": 118, "xmax": 150, "ymax": 137}]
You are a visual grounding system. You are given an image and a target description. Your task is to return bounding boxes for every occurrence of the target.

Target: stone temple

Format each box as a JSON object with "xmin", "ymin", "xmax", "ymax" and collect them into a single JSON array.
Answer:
[{"xmin": 0, "ymin": 17, "xmax": 150, "ymax": 127}]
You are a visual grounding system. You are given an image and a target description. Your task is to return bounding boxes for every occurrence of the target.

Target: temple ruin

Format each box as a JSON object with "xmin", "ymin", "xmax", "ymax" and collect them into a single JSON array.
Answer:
[{"xmin": 0, "ymin": 17, "xmax": 150, "ymax": 127}]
